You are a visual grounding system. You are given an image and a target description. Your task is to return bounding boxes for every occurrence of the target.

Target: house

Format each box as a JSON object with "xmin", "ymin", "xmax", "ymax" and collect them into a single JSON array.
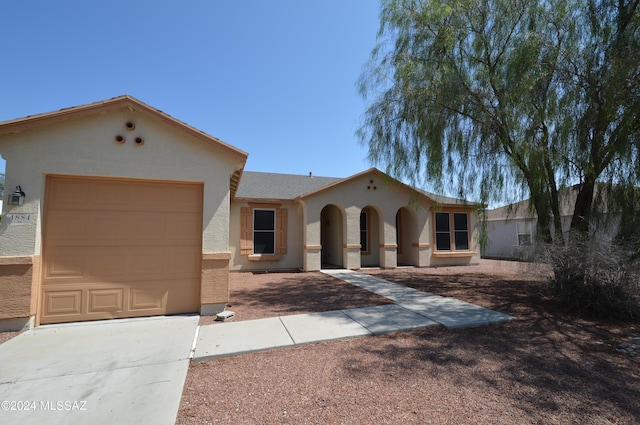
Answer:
[
  {"xmin": 0, "ymin": 96, "xmax": 481, "ymax": 331},
  {"xmin": 483, "ymin": 185, "xmax": 625, "ymax": 260}
]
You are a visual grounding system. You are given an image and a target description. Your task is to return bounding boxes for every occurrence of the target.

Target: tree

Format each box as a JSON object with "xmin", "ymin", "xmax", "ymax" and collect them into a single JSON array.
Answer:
[
  {"xmin": 358, "ymin": 0, "xmax": 640, "ymax": 244},
  {"xmin": 555, "ymin": 0, "xmax": 640, "ymax": 236}
]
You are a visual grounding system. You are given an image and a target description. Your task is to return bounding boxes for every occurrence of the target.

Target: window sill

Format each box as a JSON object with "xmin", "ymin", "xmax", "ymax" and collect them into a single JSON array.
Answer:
[
  {"xmin": 248, "ymin": 254, "xmax": 282, "ymax": 262},
  {"xmin": 432, "ymin": 251, "xmax": 477, "ymax": 258}
]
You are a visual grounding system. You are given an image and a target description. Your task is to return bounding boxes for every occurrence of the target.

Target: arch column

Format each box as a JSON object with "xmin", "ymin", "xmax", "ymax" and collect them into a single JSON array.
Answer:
[
  {"xmin": 344, "ymin": 206, "xmax": 362, "ymax": 270},
  {"xmin": 302, "ymin": 202, "xmax": 321, "ymax": 271}
]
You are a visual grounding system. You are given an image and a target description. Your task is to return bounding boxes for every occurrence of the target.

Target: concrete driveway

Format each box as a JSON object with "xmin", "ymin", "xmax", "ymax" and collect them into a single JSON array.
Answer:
[{"xmin": 0, "ymin": 315, "xmax": 198, "ymax": 425}]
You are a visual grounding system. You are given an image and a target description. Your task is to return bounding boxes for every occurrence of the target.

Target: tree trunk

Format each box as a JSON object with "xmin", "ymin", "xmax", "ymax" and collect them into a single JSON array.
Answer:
[{"xmin": 570, "ymin": 179, "xmax": 595, "ymax": 237}]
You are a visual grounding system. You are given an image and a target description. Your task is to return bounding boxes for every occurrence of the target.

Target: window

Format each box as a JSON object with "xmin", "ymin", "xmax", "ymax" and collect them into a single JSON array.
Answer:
[
  {"xmin": 434, "ymin": 211, "xmax": 470, "ymax": 251},
  {"xmin": 435, "ymin": 212, "xmax": 451, "ymax": 250},
  {"xmin": 240, "ymin": 205, "xmax": 288, "ymax": 258},
  {"xmin": 360, "ymin": 209, "xmax": 369, "ymax": 254},
  {"xmin": 253, "ymin": 209, "xmax": 275, "ymax": 254},
  {"xmin": 517, "ymin": 221, "xmax": 532, "ymax": 246},
  {"xmin": 454, "ymin": 213, "xmax": 469, "ymax": 250}
]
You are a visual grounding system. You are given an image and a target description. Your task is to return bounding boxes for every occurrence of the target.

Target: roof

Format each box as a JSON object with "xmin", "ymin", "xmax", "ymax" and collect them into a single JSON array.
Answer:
[
  {"xmin": 235, "ymin": 171, "xmax": 342, "ymax": 201},
  {"xmin": 486, "ymin": 199, "xmax": 534, "ymax": 220},
  {"xmin": 416, "ymin": 189, "xmax": 471, "ymax": 206},
  {"xmin": 486, "ymin": 185, "xmax": 603, "ymax": 220},
  {"xmin": 0, "ymin": 95, "xmax": 248, "ymax": 163},
  {"xmin": 236, "ymin": 169, "xmax": 477, "ymax": 207}
]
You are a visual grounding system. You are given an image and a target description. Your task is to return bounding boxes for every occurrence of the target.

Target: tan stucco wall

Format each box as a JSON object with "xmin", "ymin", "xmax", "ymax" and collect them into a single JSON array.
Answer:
[
  {"xmin": 0, "ymin": 109, "xmax": 242, "ymax": 257},
  {"xmin": 0, "ymin": 109, "xmax": 243, "ymax": 322},
  {"xmin": 301, "ymin": 172, "xmax": 435, "ymax": 271},
  {"xmin": 200, "ymin": 254, "xmax": 230, "ymax": 314},
  {"xmin": 0, "ymin": 257, "xmax": 35, "ymax": 327},
  {"xmin": 229, "ymin": 201, "xmax": 304, "ymax": 271}
]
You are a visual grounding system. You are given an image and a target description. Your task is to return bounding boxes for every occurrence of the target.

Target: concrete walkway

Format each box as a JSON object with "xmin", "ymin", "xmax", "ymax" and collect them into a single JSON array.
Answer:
[
  {"xmin": 0, "ymin": 315, "xmax": 198, "ymax": 425},
  {"xmin": 194, "ymin": 269, "xmax": 514, "ymax": 361}
]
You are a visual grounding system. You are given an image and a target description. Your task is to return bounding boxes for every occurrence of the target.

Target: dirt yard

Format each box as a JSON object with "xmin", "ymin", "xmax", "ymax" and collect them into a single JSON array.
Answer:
[{"xmin": 177, "ymin": 261, "xmax": 639, "ymax": 425}]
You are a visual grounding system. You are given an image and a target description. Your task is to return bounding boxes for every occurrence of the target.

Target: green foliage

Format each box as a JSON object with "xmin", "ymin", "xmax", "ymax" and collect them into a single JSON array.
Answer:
[
  {"xmin": 359, "ymin": 0, "xmax": 640, "ymax": 242},
  {"xmin": 360, "ymin": 0, "xmax": 640, "ymax": 318}
]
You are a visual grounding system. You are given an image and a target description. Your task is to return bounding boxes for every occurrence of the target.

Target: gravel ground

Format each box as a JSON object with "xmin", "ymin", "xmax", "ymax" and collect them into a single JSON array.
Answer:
[
  {"xmin": 0, "ymin": 330, "xmax": 19, "ymax": 345},
  {"xmin": 1, "ymin": 261, "xmax": 636, "ymax": 424},
  {"xmin": 178, "ymin": 260, "xmax": 640, "ymax": 425},
  {"xmin": 199, "ymin": 271, "xmax": 393, "ymax": 326}
]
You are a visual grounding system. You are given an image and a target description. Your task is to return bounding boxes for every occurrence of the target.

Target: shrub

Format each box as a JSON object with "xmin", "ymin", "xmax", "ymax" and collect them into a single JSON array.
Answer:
[{"xmin": 540, "ymin": 238, "xmax": 640, "ymax": 319}]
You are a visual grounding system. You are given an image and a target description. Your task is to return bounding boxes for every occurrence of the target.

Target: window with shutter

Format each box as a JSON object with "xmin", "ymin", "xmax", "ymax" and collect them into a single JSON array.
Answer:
[{"xmin": 240, "ymin": 205, "xmax": 288, "ymax": 259}]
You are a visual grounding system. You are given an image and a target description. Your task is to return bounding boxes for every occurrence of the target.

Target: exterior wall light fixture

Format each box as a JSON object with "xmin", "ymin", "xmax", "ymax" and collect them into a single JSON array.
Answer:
[{"xmin": 8, "ymin": 185, "xmax": 25, "ymax": 206}]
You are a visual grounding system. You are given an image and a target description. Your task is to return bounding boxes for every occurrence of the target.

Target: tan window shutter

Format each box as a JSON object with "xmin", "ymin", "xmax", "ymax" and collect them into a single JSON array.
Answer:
[
  {"xmin": 276, "ymin": 208, "xmax": 288, "ymax": 254},
  {"xmin": 240, "ymin": 207, "xmax": 253, "ymax": 255}
]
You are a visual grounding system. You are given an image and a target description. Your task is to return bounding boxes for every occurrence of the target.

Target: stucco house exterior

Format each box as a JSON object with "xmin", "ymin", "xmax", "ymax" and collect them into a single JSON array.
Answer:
[
  {"xmin": 483, "ymin": 185, "xmax": 624, "ymax": 260},
  {"xmin": 0, "ymin": 96, "xmax": 481, "ymax": 331}
]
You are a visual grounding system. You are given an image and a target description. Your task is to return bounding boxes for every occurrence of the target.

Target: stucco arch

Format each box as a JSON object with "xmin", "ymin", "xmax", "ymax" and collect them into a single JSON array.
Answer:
[{"xmin": 320, "ymin": 204, "xmax": 345, "ymax": 268}]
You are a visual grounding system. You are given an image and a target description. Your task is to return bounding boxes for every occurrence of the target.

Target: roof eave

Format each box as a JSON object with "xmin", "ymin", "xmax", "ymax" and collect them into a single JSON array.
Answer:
[
  {"xmin": 0, "ymin": 95, "xmax": 249, "ymax": 163},
  {"xmin": 233, "ymin": 197, "xmax": 295, "ymax": 203}
]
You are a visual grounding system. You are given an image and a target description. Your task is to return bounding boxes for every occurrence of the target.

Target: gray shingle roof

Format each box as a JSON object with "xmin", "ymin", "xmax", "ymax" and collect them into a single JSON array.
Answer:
[
  {"xmin": 235, "ymin": 171, "xmax": 342, "ymax": 200},
  {"xmin": 416, "ymin": 189, "xmax": 470, "ymax": 206},
  {"xmin": 235, "ymin": 170, "xmax": 476, "ymax": 206}
]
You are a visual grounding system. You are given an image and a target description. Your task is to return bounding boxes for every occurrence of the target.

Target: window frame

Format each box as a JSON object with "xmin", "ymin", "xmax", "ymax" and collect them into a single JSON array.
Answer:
[
  {"xmin": 433, "ymin": 211, "xmax": 471, "ymax": 252},
  {"xmin": 360, "ymin": 208, "xmax": 370, "ymax": 255},
  {"xmin": 517, "ymin": 220, "xmax": 533, "ymax": 246},
  {"xmin": 453, "ymin": 212, "xmax": 469, "ymax": 251},
  {"xmin": 253, "ymin": 208, "xmax": 276, "ymax": 255},
  {"xmin": 434, "ymin": 212, "xmax": 451, "ymax": 251},
  {"xmin": 240, "ymin": 204, "xmax": 288, "ymax": 260}
]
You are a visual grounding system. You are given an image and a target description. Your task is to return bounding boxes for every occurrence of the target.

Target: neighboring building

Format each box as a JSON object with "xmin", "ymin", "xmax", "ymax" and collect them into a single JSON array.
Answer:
[
  {"xmin": 483, "ymin": 185, "xmax": 623, "ymax": 260},
  {"xmin": 0, "ymin": 96, "xmax": 481, "ymax": 331},
  {"xmin": 484, "ymin": 200, "xmax": 545, "ymax": 260}
]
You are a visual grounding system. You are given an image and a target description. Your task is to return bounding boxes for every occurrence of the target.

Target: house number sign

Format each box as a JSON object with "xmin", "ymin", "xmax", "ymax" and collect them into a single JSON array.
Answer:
[{"xmin": 5, "ymin": 213, "xmax": 36, "ymax": 225}]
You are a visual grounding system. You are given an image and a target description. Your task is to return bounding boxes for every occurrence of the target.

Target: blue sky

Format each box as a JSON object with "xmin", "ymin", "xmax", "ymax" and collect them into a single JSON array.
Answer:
[{"xmin": 0, "ymin": 1, "xmax": 382, "ymax": 179}]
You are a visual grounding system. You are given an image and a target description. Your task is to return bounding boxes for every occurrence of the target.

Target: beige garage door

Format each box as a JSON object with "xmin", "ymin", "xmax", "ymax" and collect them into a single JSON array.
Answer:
[{"xmin": 40, "ymin": 176, "xmax": 202, "ymax": 324}]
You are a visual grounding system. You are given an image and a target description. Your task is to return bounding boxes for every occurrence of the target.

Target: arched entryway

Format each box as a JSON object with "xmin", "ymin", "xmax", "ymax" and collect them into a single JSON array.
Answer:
[
  {"xmin": 320, "ymin": 204, "xmax": 344, "ymax": 268},
  {"xmin": 396, "ymin": 207, "xmax": 419, "ymax": 266}
]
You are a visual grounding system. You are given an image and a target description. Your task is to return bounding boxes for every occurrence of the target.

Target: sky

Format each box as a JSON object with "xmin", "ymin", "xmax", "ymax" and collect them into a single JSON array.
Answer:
[{"xmin": 0, "ymin": 0, "xmax": 383, "ymax": 180}]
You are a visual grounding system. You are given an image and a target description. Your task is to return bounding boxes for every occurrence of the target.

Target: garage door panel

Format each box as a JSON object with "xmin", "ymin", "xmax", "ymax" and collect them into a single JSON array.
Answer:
[
  {"xmin": 88, "ymin": 288, "xmax": 124, "ymax": 313},
  {"xmin": 89, "ymin": 180, "xmax": 131, "ymax": 210},
  {"xmin": 89, "ymin": 212, "xmax": 128, "ymax": 242},
  {"xmin": 41, "ymin": 176, "xmax": 203, "ymax": 325},
  {"xmin": 85, "ymin": 249, "xmax": 127, "ymax": 278},
  {"xmin": 45, "ymin": 211, "xmax": 88, "ymax": 243},
  {"xmin": 47, "ymin": 179, "xmax": 90, "ymax": 209},
  {"xmin": 126, "ymin": 247, "xmax": 168, "ymax": 277},
  {"xmin": 126, "ymin": 212, "xmax": 167, "ymax": 243},
  {"xmin": 43, "ymin": 290, "xmax": 83, "ymax": 316},
  {"xmin": 130, "ymin": 184, "xmax": 167, "ymax": 210},
  {"xmin": 164, "ymin": 279, "xmax": 201, "ymax": 312},
  {"xmin": 44, "ymin": 247, "xmax": 86, "ymax": 279},
  {"xmin": 166, "ymin": 213, "xmax": 202, "ymax": 241},
  {"xmin": 129, "ymin": 283, "xmax": 167, "ymax": 311},
  {"xmin": 168, "ymin": 246, "xmax": 202, "ymax": 276},
  {"xmin": 165, "ymin": 185, "xmax": 202, "ymax": 212}
]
